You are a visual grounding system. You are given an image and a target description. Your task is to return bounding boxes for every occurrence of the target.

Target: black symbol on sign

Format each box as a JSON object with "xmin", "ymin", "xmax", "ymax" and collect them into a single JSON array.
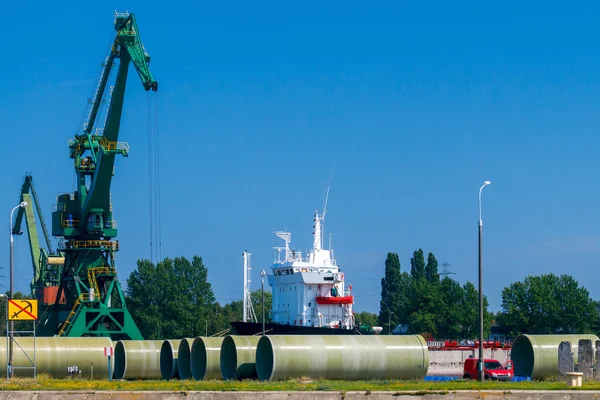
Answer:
[{"xmin": 11, "ymin": 301, "xmax": 33, "ymax": 319}]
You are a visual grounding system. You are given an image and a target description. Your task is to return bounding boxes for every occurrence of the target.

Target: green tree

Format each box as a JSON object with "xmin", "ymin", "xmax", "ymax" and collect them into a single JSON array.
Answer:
[
  {"xmin": 204, "ymin": 290, "xmax": 273, "ymax": 336},
  {"xmin": 354, "ymin": 311, "xmax": 378, "ymax": 328},
  {"xmin": 125, "ymin": 256, "xmax": 216, "ymax": 339},
  {"xmin": 378, "ymin": 248, "xmax": 492, "ymax": 339},
  {"xmin": 497, "ymin": 273, "xmax": 599, "ymax": 337},
  {"xmin": 410, "ymin": 249, "xmax": 426, "ymax": 281},
  {"xmin": 425, "ymin": 252, "xmax": 439, "ymax": 283},
  {"xmin": 212, "ymin": 300, "xmax": 243, "ymax": 334},
  {"xmin": 250, "ymin": 289, "xmax": 272, "ymax": 324},
  {"xmin": 407, "ymin": 277, "xmax": 444, "ymax": 336},
  {"xmin": 379, "ymin": 253, "xmax": 412, "ymax": 333},
  {"xmin": 460, "ymin": 281, "xmax": 491, "ymax": 339},
  {"xmin": 437, "ymin": 277, "xmax": 465, "ymax": 338},
  {"xmin": 379, "ymin": 252, "xmax": 402, "ymax": 332}
]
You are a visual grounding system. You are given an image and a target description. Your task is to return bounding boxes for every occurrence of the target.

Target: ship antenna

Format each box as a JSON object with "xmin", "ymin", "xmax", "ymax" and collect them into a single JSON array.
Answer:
[{"xmin": 321, "ymin": 163, "xmax": 334, "ymax": 249}]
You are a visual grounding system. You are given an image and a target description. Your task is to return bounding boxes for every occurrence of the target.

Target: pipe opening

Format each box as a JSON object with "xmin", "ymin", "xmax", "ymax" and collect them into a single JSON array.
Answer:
[
  {"xmin": 178, "ymin": 339, "xmax": 192, "ymax": 380},
  {"xmin": 160, "ymin": 341, "xmax": 177, "ymax": 380},
  {"xmin": 220, "ymin": 336, "xmax": 238, "ymax": 380},
  {"xmin": 256, "ymin": 336, "xmax": 273, "ymax": 381},
  {"xmin": 191, "ymin": 338, "xmax": 207, "ymax": 380},
  {"xmin": 511, "ymin": 335, "xmax": 534, "ymax": 377},
  {"xmin": 114, "ymin": 341, "xmax": 127, "ymax": 379}
]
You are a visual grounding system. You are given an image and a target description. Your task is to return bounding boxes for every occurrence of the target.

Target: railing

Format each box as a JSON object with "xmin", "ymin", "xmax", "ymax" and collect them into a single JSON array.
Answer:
[
  {"xmin": 67, "ymin": 240, "xmax": 119, "ymax": 251},
  {"xmin": 98, "ymin": 137, "xmax": 130, "ymax": 153},
  {"xmin": 114, "ymin": 11, "xmax": 130, "ymax": 19}
]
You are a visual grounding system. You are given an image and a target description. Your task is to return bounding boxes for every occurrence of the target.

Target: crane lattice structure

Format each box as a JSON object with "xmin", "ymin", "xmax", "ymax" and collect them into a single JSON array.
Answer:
[{"xmin": 13, "ymin": 11, "xmax": 158, "ymax": 339}]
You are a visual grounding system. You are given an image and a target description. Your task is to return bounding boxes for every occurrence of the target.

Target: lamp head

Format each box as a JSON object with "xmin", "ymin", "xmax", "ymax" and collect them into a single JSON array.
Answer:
[
  {"xmin": 260, "ymin": 270, "xmax": 266, "ymax": 277},
  {"xmin": 19, "ymin": 202, "xmax": 27, "ymax": 208},
  {"xmin": 483, "ymin": 181, "xmax": 491, "ymax": 186}
]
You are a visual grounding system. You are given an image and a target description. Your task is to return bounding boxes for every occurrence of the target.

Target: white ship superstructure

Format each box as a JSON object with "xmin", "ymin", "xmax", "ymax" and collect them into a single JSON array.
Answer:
[{"xmin": 267, "ymin": 210, "xmax": 355, "ymax": 329}]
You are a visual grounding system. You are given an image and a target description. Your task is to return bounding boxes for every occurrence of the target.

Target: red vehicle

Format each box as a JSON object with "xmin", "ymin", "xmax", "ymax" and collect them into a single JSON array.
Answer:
[{"xmin": 463, "ymin": 358, "xmax": 514, "ymax": 381}]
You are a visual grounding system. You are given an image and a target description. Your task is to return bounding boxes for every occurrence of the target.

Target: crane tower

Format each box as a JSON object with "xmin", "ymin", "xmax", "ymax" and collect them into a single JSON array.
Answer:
[{"xmin": 13, "ymin": 11, "xmax": 158, "ymax": 339}]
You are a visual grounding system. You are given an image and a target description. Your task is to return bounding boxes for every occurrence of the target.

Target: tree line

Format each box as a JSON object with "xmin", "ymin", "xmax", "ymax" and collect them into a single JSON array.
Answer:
[
  {"xmin": 119, "ymin": 253, "xmax": 600, "ymax": 340},
  {"xmin": 378, "ymin": 250, "xmax": 491, "ymax": 338},
  {"xmin": 125, "ymin": 256, "xmax": 271, "ymax": 339},
  {"xmin": 376, "ymin": 249, "xmax": 600, "ymax": 339}
]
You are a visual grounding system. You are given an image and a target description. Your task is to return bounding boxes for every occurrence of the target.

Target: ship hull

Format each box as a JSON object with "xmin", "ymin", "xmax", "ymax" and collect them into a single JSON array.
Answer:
[{"xmin": 230, "ymin": 321, "xmax": 373, "ymax": 335}]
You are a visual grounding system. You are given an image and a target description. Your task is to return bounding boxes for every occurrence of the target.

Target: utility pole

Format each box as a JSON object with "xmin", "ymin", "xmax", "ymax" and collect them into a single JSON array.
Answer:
[
  {"xmin": 478, "ymin": 181, "xmax": 491, "ymax": 382},
  {"xmin": 260, "ymin": 270, "xmax": 266, "ymax": 335},
  {"xmin": 9, "ymin": 201, "xmax": 27, "ymax": 378}
]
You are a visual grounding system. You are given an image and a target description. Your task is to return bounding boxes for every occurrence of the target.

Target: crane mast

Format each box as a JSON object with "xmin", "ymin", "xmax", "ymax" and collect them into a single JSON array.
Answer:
[{"xmin": 31, "ymin": 11, "xmax": 158, "ymax": 339}]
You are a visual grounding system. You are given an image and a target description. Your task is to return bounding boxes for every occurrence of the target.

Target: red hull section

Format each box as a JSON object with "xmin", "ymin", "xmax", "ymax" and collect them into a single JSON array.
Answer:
[{"xmin": 315, "ymin": 295, "xmax": 354, "ymax": 305}]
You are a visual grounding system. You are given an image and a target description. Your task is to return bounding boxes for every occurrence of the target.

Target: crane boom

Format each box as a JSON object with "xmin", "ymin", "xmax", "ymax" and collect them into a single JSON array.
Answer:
[
  {"xmin": 78, "ymin": 12, "xmax": 157, "ymax": 226},
  {"xmin": 12, "ymin": 175, "xmax": 63, "ymax": 297}
]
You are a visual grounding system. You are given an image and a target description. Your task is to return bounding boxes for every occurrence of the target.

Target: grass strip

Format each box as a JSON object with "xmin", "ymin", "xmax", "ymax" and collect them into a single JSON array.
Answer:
[{"xmin": 0, "ymin": 375, "xmax": 595, "ymax": 391}]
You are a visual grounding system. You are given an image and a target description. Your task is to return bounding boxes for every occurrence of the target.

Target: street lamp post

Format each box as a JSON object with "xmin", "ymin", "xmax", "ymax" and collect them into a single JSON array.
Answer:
[
  {"xmin": 260, "ymin": 270, "xmax": 266, "ymax": 336},
  {"xmin": 478, "ymin": 181, "xmax": 490, "ymax": 382},
  {"xmin": 0, "ymin": 293, "xmax": 7, "ymax": 380},
  {"xmin": 9, "ymin": 202, "xmax": 27, "ymax": 378}
]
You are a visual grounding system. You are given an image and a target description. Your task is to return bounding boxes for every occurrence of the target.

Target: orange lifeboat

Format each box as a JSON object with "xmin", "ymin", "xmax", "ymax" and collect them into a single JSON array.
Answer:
[{"xmin": 315, "ymin": 295, "xmax": 354, "ymax": 305}]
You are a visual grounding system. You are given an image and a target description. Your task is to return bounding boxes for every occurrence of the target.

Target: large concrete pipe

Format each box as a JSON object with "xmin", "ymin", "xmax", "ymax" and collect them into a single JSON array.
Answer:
[
  {"xmin": 114, "ymin": 340, "xmax": 164, "ymax": 380},
  {"xmin": 178, "ymin": 338, "xmax": 195, "ymax": 380},
  {"xmin": 191, "ymin": 337, "xmax": 224, "ymax": 380},
  {"xmin": 255, "ymin": 334, "xmax": 429, "ymax": 381},
  {"xmin": 0, "ymin": 337, "xmax": 113, "ymax": 379},
  {"xmin": 511, "ymin": 334, "xmax": 600, "ymax": 379},
  {"xmin": 160, "ymin": 339, "xmax": 180, "ymax": 380},
  {"xmin": 220, "ymin": 335, "xmax": 260, "ymax": 380}
]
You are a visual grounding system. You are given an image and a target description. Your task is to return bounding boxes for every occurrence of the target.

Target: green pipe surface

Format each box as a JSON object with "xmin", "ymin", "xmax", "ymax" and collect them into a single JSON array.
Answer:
[
  {"xmin": 191, "ymin": 337, "xmax": 224, "ymax": 380},
  {"xmin": 220, "ymin": 335, "xmax": 260, "ymax": 380},
  {"xmin": 511, "ymin": 334, "xmax": 599, "ymax": 379},
  {"xmin": 0, "ymin": 337, "xmax": 113, "ymax": 379},
  {"xmin": 160, "ymin": 339, "xmax": 180, "ymax": 380},
  {"xmin": 114, "ymin": 340, "xmax": 164, "ymax": 380},
  {"xmin": 255, "ymin": 334, "xmax": 429, "ymax": 381},
  {"xmin": 177, "ymin": 338, "xmax": 195, "ymax": 380}
]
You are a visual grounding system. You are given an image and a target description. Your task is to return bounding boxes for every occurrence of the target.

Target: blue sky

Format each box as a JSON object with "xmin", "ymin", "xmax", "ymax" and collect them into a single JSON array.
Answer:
[{"xmin": 1, "ymin": 1, "xmax": 599, "ymax": 314}]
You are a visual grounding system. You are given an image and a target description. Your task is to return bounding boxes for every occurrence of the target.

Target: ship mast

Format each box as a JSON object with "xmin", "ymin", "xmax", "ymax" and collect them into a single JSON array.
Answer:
[
  {"xmin": 242, "ymin": 250, "xmax": 257, "ymax": 323},
  {"xmin": 313, "ymin": 210, "xmax": 322, "ymax": 251}
]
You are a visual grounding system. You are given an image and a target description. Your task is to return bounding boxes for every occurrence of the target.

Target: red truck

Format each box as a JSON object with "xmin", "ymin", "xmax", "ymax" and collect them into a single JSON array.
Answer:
[{"xmin": 463, "ymin": 358, "xmax": 514, "ymax": 381}]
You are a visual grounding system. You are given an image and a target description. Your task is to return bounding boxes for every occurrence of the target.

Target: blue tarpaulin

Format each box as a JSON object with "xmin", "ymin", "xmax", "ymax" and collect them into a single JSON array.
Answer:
[{"xmin": 424, "ymin": 376, "xmax": 531, "ymax": 382}]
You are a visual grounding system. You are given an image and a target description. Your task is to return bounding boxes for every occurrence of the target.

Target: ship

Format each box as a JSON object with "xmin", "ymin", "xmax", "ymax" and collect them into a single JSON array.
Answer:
[{"xmin": 230, "ymin": 208, "xmax": 381, "ymax": 336}]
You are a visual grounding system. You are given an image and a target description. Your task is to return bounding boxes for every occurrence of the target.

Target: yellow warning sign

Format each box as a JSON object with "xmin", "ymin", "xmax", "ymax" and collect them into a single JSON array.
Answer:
[{"xmin": 8, "ymin": 299, "xmax": 38, "ymax": 321}]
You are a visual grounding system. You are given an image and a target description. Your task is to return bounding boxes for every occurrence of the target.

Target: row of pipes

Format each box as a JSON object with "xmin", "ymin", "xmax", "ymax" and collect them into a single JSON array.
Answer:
[
  {"xmin": 0, "ymin": 335, "xmax": 430, "ymax": 381},
  {"xmin": 0, "ymin": 334, "xmax": 597, "ymax": 380},
  {"xmin": 158, "ymin": 335, "xmax": 430, "ymax": 381}
]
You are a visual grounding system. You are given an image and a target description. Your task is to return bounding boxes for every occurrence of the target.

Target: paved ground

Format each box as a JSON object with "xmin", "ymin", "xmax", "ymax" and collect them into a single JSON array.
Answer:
[{"xmin": 0, "ymin": 391, "xmax": 598, "ymax": 400}]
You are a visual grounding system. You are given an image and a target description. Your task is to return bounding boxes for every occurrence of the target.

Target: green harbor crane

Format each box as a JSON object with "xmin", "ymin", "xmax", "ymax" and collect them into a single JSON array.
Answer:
[{"xmin": 13, "ymin": 11, "xmax": 158, "ymax": 339}]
